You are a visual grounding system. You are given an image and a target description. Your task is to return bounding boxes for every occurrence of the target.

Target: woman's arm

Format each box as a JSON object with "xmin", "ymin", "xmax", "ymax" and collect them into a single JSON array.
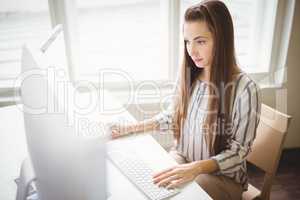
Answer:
[
  {"xmin": 111, "ymin": 77, "xmax": 179, "ymax": 139},
  {"xmin": 211, "ymin": 81, "xmax": 261, "ymax": 174},
  {"xmin": 121, "ymin": 118, "xmax": 159, "ymax": 134},
  {"xmin": 111, "ymin": 100, "xmax": 176, "ymax": 138},
  {"xmin": 110, "ymin": 117, "xmax": 162, "ymax": 138},
  {"xmin": 193, "ymin": 159, "xmax": 219, "ymax": 174}
]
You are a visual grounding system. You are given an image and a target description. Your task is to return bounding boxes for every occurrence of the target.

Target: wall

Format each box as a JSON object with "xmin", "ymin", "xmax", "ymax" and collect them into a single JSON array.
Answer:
[{"xmin": 264, "ymin": 0, "xmax": 300, "ymax": 148}]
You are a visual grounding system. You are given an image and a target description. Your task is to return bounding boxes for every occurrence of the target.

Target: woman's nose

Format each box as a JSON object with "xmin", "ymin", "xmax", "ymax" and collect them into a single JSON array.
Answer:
[{"xmin": 189, "ymin": 43, "xmax": 197, "ymax": 57}]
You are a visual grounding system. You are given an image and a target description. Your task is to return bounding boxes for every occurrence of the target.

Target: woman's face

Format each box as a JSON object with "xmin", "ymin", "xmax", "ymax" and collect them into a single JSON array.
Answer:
[{"xmin": 183, "ymin": 21, "xmax": 214, "ymax": 69}]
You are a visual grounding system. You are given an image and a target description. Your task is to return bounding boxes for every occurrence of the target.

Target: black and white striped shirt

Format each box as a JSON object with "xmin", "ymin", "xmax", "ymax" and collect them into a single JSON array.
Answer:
[{"xmin": 154, "ymin": 72, "xmax": 261, "ymax": 191}]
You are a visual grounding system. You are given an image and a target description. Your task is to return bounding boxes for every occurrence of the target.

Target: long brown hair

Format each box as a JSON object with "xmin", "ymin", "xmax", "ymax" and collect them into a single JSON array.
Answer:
[{"xmin": 173, "ymin": 0, "xmax": 241, "ymax": 155}]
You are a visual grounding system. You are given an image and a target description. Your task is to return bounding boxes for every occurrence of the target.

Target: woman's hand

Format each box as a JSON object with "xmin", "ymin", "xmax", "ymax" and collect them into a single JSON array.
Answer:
[
  {"xmin": 152, "ymin": 162, "xmax": 201, "ymax": 189},
  {"xmin": 108, "ymin": 123, "xmax": 134, "ymax": 139},
  {"xmin": 108, "ymin": 123, "xmax": 127, "ymax": 139}
]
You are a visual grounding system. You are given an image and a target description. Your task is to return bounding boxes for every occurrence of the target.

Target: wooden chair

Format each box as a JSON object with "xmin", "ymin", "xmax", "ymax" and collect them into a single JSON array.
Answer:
[{"xmin": 242, "ymin": 104, "xmax": 292, "ymax": 200}]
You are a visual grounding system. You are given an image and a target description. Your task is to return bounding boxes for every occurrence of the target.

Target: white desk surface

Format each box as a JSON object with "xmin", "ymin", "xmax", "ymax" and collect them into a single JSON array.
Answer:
[{"xmin": 0, "ymin": 90, "xmax": 212, "ymax": 200}]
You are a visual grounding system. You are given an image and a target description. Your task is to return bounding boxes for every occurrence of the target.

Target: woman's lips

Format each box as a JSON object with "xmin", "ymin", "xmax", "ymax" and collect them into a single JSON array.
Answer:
[{"xmin": 194, "ymin": 58, "xmax": 203, "ymax": 63}]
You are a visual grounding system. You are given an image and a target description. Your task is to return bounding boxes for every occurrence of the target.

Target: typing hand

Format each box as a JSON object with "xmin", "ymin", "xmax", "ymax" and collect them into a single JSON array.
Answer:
[
  {"xmin": 152, "ymin": 162, "xmax": 200, "ymax": 189},
  {"xmin": 107, "ymin": 123, "xmax": 132, "ymax": 139}
]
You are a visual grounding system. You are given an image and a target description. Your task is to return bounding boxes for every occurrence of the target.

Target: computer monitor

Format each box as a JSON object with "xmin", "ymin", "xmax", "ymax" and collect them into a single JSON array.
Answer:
[{"xmin": 19, "ymin": 25, "xmax": 107, "ymax": 200}]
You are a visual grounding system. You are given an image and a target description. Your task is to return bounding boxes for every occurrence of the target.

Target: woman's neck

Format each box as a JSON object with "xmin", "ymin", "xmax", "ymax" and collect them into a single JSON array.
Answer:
[{"xmin": 198, "ymin": 67, "xmax": 211, "ymax": 82}]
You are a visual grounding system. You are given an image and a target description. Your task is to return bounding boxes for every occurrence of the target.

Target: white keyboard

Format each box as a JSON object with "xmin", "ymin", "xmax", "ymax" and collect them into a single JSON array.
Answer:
[{"xmin": 107, "ymin": 150, "xmax": 180, "ymax": 200}]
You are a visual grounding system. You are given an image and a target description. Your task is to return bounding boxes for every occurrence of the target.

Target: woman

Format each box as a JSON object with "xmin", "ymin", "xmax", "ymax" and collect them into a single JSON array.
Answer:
[{"xmin": 110, "ymin": 1, "xmax": 261, "ymax": 199}]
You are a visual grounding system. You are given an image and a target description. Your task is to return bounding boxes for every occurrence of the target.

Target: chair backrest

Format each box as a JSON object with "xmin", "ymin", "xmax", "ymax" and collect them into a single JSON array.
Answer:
[{"xmin": 246, "ymin": 103, "xmax": 292, "ymax": 199}]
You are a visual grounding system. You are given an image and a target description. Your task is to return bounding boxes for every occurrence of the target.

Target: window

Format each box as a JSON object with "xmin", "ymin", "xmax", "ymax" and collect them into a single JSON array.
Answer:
[
  {"xmin": 0, "ymin": 0, "xmax": 52, "ymax": 79},
  {"xmin": 75, "ymin": 0, "xmax": 169, "ymax": 83}
]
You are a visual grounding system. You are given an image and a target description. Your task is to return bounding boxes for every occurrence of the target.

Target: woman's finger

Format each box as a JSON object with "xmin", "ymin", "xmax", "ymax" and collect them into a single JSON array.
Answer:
[
  {"xmin": 166, "ymin": 178, "xmax": 187, "ymax": 189},
  {"xmin": 152, "ymin": 166, "xmax": 175, "ymax": 179},
  {"xmin": 111, "ymin": 130, "xmax": 121, "ymax": 139},
  {"xmin": 156, "ymin": 174, "xmax": 180, "ymax": 187},
  {"xmin": 153, "ymin": 169, "xmax": 179, "ymax": 184}
]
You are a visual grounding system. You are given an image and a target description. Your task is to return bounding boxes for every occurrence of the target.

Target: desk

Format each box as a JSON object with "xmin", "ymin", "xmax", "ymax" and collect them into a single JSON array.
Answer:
[{"xmin": 0, "ymin": 89, "xmax": 212, "ymax": 200}]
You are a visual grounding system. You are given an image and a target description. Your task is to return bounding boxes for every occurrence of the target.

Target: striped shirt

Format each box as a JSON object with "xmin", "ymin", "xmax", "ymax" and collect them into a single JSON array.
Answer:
[{"xmin": 153, "ymin": 72, "xmax": 261, "ymax": 191}]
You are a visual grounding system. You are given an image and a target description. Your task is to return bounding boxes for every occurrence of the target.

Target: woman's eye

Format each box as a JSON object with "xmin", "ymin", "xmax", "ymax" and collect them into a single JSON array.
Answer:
[{"xmin": 197, "ymin": 40, "xmax": 206, "ymax": 45}]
